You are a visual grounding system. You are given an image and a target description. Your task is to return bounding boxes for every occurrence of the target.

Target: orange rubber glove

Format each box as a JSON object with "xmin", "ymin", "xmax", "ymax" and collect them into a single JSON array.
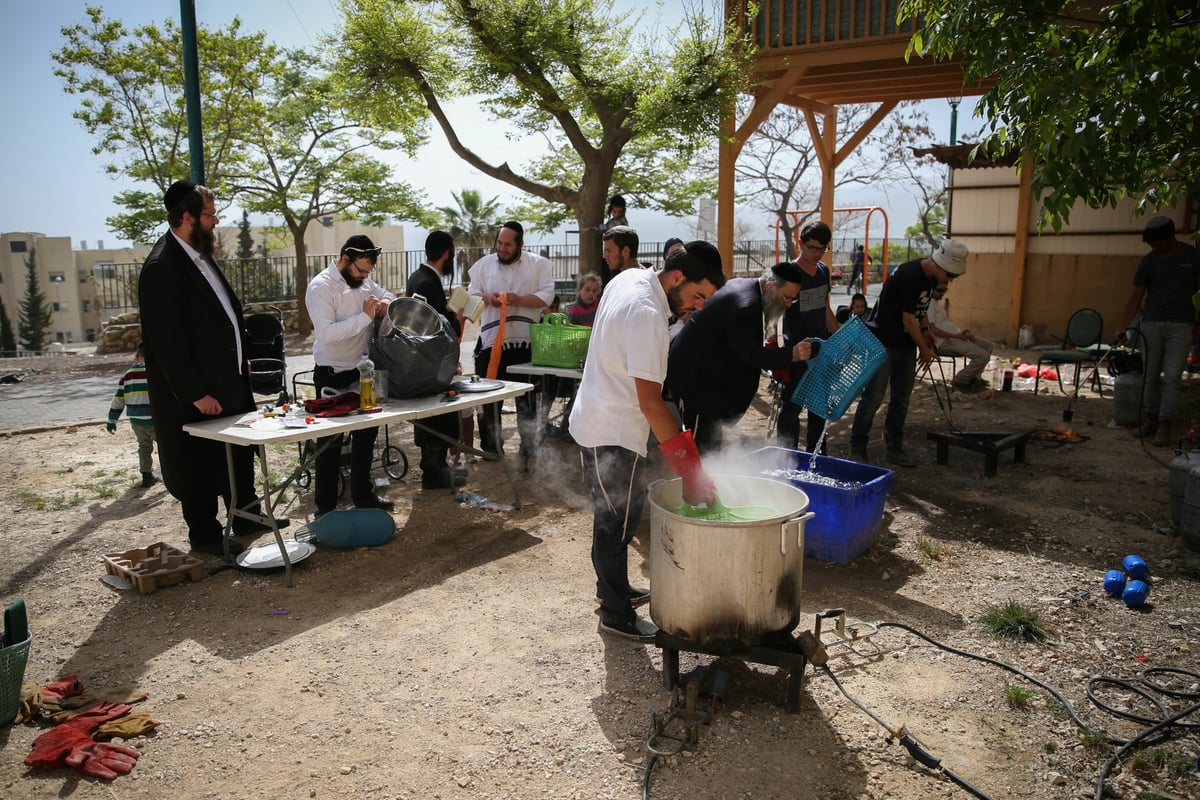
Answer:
[{"xmin": 658, "ymin": 430, "xmax": 716, "ymax": 506}]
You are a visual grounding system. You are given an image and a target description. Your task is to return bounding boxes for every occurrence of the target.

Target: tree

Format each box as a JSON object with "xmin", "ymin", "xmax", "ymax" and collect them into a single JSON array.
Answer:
[
  {"xmin": 902, "ymin": 154, "xmax": 948, "ymax": 248},
  {"xmin": 900, "ymin": 0, "xmax": 1200, "ymax": 226},
  {"xmin": 724, "ymin": 101, "xmax": 936, "ymax": 259},
  {"xmin": 0, "ymin": 297, "xmax": 16, "ymax": 354},
  {"xmin": 223, "ymin": 46, "xmax": 434, "ymax": 331},
  {"xmin": 18, "ymin": 248, "xmax": 54, "ymax": 352},
  {"xmin": 225, "ymin": 210, "xmax": 283, "ymax": 303},
  {"xmin": 54, "ymin": 9, "xmax": 277, "ymax": 243},
  {"xmin": 437, "ymin": 189, "xmax": 503, "ymax": 281},
  {"xmin": 56, "ymin": 9, "xmax": 433, "ymax": 332},
  {"xmin": 336, "ymin": 0, "xmax": 752, "ymax": 273}
]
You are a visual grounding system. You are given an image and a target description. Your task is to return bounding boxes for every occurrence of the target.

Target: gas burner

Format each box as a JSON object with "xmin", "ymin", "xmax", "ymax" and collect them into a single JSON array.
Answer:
[{"xmin": 655, "ymin": 629, "xmax": 815, "ymax": 712}]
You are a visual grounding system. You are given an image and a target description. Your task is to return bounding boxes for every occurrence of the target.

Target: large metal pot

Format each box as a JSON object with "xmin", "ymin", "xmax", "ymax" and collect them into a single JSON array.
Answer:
[
  {"xmin": 384, "ymin": 295, "xmax": 444, "ymax": 337},
  {"xmin": 649, "ymin": 475, "xmax": 812, "ymax": 648}
]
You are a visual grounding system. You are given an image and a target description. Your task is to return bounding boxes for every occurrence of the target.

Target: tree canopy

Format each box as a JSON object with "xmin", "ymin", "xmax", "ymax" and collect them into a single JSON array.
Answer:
[
  {"xmin": 56, "ymin": 7, "xmax": 433, "ymax": 331},
  {"xmin": 900, "ymin": 0, "xmax": 1199, "ymax": 226},
  {"xmin": 335, "ymin": 0, "xmax": 752, "ymax": 269}
]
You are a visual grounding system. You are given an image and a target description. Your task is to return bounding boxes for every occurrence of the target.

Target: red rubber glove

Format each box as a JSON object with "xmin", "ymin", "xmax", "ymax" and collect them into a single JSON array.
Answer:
[
  {"xmin": 658, "ymin": 430, "xmax": 716, "ymax": 506},
  {"xmin": 26, "ymin": 701, "xmax": 137, "ymax": 780},
  {"xmin": 41, "ymin": 676, "xmax": 84, "ymax": 701}
]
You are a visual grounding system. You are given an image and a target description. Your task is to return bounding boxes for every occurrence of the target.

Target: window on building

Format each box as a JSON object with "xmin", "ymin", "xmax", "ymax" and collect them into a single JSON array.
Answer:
[
  {"xmin": 52, "ymin": 302, "xmax": 69, "ymax": 313},
  {"xmin": 49, "ymin": 272, "xmax": 65, "ymax": 283},
  {"xmin": 9, "ymin": 241, "xmax": 27, "ymax": 253},
  {"xmin": 92, "ymin": 262, "xmax": 116, "ymax": 280},
  {"xmin": 82, "ymin": 300, "xmax": 91, "ymax": 312},
  {"xmin": 86, "ymin": 329, "xmax": 96, "ymax": 342},
  {"xmin": 79, "ymin": 271, "xmax": 89, "ymax": 284}
]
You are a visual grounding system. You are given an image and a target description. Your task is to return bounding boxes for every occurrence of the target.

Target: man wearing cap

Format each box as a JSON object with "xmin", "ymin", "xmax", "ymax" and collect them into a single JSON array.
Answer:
[
  {"xmin": 776, "ymin": 220, "xmax": 841, "ymax": 454},
  {"xmin": 666, "ymin": 262, "xmax": 814, "ymax": 454},
  {"xmin": 468, "ymin": 221, "xmax": 556, "ymax": 464},
  {"xmin": 138, "ymin": 180, "xmax": 290, "ymax": 556},
  {"xmin": 850, "ymin": 239, "xmax": 969, "ymax": 466},
  {"xmin": 570, "ymin": 241, "xmax": 726, "ymax": 642},
  {"xmin": 306, "ymin": 235, "xmax": 396, "ymax": 514},
  {"xmin": 1115, "ymin": 216, "xmax": 1199, "ymax": 447},
  {"xmin": 406, "ymin": 231, "xmax": 468, "ymax": 489},
  {"xmin": 599, "ymin": 225, "xmax": 643, "ymax": 286}
]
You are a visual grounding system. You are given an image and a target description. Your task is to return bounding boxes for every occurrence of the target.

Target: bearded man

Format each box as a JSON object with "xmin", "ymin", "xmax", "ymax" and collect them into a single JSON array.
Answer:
[
  {"xmin": 306, "ymin": 234, "xmax": 396, "ymax": 515},
  {"xmin": 468, "ymin": 221, "xmax": 556, "ymax": 465},
  {"xmin": 138, "ymin": 180, "xmax": 289, "ymax": 557},
  {"xmin": 570, "ymin": 241, "xmax": 726, "ymax": 641},
  {"xmin": 665, "ymin": 261, "xmax": 814, "ymax": 454}
]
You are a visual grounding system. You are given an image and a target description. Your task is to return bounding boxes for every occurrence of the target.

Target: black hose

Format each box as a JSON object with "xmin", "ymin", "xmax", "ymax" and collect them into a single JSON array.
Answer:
[
  {"xmin": 641, "ymin": 754, "xmax": 658, "ymax": 800},
  {"xmin": 820, "ymin": 664, "xmax": 993, "ymax": 799}
]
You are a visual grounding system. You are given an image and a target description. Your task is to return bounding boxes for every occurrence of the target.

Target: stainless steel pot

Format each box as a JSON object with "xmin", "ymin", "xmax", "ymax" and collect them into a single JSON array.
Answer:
[
  {"xmin": 385, "ymin": 295, "xmax": 444, "ymax": 337},
  {"xmin": 649, "ymin": 475, "xmax": 812, "ymax": 648}
]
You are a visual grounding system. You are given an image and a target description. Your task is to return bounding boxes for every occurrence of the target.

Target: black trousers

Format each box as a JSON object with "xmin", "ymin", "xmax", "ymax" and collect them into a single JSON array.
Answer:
[
  {"xmin": 313, "ymin": 365, "xmax": 378, "ymax": 511},
  {"xmin": 776, "ymin": 362, "xmax": 828, "ymax": 454},
  {"xmin": 473, "ymin": 343, "xmax": 537, "ymax": 455}
]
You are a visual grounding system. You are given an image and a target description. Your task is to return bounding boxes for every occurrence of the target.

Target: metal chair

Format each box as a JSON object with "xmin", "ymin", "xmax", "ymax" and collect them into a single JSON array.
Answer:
[{"xmin": 1034, "ymin": 308, "xmax": 1105, "ymax": 397}]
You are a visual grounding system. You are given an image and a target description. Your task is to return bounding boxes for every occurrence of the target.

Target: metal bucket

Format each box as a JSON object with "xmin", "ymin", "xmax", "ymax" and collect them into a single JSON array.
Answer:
[{"xmin": 649, "ymin": 475, "xmax": 813, "ymax": 648}]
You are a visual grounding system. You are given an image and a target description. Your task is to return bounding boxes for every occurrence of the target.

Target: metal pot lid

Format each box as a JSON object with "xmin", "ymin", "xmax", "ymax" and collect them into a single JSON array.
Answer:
[{"xmin": 450, "ymin": 376, "xmax": 504, "ymax": 393}]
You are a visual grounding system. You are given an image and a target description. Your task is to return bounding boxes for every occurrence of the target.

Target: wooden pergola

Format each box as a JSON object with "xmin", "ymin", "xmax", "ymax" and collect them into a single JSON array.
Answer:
[{"xmin": 719, "ymin": 0, "xmax": 995, "ymax": 271}]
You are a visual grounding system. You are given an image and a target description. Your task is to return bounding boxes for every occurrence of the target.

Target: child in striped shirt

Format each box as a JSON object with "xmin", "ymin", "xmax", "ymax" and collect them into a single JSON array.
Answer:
[{"xmin": 106, "ymin": 344, "xmax": 157, "ymax": 488}]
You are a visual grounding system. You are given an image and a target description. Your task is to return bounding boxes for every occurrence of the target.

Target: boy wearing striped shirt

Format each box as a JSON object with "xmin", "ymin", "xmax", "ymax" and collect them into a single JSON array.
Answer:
[{"xmin": 106, "ymin": 344, "xmax": 157, "ymax": 488}]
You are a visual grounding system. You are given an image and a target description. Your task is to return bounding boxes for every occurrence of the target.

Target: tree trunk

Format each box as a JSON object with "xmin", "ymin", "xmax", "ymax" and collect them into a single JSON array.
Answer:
[
  {"xmin": 575, "ymin": 169, "xmax": 614, "ymax": 276},
  {"xmin": 288, "ymin": 219, "xmax": 313, "ymax": 335}
]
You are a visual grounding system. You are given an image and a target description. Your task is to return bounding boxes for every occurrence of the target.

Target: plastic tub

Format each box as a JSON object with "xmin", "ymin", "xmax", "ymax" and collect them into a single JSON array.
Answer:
[{"xmin": 745, "ymin": 447, "xmax": 893, "ymax": 563}]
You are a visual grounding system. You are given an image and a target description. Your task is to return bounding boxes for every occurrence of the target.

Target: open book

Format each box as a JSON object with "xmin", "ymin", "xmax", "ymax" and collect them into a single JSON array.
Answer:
[{"xmin": 448, "ymin": 286, "xmax": 485, "ymax": 323}]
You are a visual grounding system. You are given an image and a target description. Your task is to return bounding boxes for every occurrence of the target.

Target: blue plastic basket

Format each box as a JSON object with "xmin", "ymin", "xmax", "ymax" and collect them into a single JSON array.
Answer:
[
  {"xmin": 745, "ymin": 447, "xmax": 893, "ymax": 563},
  {"xmin": 790, "ymin": 315, "xmax": 887, "ymax": 421}
]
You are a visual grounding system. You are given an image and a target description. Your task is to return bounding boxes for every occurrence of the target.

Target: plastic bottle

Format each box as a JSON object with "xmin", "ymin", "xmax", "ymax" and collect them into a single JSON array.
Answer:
[{"xmin": 357, "ymin": 351, "xmax": 376, "ymax": 408}]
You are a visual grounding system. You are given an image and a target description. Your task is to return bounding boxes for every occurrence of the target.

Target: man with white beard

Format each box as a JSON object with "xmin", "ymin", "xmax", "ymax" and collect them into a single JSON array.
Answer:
[{"xmin": 665, "ymin": 262, "xmax": 814, "ymax": 454}]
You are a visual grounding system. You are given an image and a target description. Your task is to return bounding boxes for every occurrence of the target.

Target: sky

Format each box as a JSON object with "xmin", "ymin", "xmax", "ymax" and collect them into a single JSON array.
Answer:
[{"xmin": 0, "ymin": 0, "xmax": 984, "ymax": 252}]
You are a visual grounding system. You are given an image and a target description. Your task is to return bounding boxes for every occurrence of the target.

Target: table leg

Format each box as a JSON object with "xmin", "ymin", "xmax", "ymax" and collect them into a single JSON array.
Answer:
[
  {"xmin": 935, "ymin": 440, "xmax": 950, "ymax": 466},
  {"xmin": 984, "ymin": 451, "xmax": 999, "ymax": 478}
]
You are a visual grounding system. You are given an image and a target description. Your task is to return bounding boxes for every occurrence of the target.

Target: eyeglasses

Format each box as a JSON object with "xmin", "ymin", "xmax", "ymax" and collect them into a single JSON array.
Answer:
[
  {"xmin": 802, "ymin": 243, "xmax": 830, "ymax": 254},
  {"xmin": 200, "ymin": 212, "xmax": 219, "ymax": 222},
  {"xmin": 349, "ymin": 259, "xmax": 375, "ymax": 276}
]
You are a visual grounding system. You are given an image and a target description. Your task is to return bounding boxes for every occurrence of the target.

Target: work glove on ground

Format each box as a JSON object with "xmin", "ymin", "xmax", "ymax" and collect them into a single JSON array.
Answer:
[
  {"xmin": 658, "ymin": 430, "xmax": 716, "ymax": 507},
  {"xmin": 25, "ymin": 701, "xmax": 137, "ymax": 780},
  {"xmin": 40, "ymin": 676, "xmax": 84, "ymax": 701},
  {"xmin": 94, "ymin": 709, "xmax": 160, "ymax": 740}
]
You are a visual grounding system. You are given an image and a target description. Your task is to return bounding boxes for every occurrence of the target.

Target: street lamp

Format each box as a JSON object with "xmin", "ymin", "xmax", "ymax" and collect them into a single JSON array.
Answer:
[{"xmin": 947, "ymin": 96, "xmax": 962, "ymax": 146}]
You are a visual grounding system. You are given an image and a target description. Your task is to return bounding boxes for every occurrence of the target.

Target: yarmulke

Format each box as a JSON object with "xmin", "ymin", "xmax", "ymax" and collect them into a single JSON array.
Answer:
[
  {"xmin": 770, "ymin": 261, "xmax": 805, "ymax": 284},
  {"xmin": 163, "ymin": 180, "xmax": 196, "ymax": 211}
]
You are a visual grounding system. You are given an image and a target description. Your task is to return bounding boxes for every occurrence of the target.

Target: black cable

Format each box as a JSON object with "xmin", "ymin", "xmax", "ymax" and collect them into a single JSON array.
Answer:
[
  {"xmin": 820, "ymin": 664, "xmax": 993, "ymax": 799},
  {"xmin": 640, "ymin": 754, "xmax": 658, "ymax": 800}
]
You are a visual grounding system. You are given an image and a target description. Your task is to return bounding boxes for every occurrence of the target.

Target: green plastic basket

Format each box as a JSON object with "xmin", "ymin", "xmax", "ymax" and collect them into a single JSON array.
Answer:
[
  {"xmin": 530, "ymin": 312, "xmax": 591, "ymax": 369},
  {"xmin": 0, "ymin": 633, "xmax": 32, "ymax": 726}
]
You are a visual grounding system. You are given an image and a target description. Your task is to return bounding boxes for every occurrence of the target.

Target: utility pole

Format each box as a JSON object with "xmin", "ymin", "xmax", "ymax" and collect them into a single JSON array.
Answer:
[{"xmin": 180, "ymin": 0, "xmax": 205, "ymax": 185}]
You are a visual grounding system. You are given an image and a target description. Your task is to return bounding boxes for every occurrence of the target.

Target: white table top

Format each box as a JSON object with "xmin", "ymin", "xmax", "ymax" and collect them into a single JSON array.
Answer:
[
  {"xmin": 507, "ymin": 362, "xmax": 584, "ymax": 381},
  {"xmin": 185, "ymin": 380, "xmax": 533, "ymax": 447}
]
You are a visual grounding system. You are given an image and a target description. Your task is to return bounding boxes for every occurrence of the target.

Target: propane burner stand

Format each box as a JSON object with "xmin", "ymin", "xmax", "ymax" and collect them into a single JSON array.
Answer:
[
  {"xmin": 926, "ymin": 429, "xmax": 1033, "ymax": 477},
  {"xmin": 655, "ymin": 630, "xmax": 809, "ymax": 712}
]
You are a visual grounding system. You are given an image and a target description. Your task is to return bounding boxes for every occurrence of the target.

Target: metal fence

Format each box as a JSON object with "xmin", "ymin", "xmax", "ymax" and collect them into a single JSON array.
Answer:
[{"xmin": 94, "ymin": 237, "xmax": 932, "ymax": 318}]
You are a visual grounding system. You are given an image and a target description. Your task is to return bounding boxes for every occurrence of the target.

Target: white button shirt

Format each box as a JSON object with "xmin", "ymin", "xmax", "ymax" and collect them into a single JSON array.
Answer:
[{"xmin": 306, "ymin": 261, "xmax": 396, "ymax": 371}]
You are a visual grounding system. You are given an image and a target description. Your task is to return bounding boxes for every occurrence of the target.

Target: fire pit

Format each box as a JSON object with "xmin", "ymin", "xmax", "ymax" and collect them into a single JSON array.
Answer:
[
  {"xmin": 655, "ymin": 629, "xmax": 811, "ymax": 712},
  {"xmin": 926, "ymin": 430, "xmax": 1033, "ymax": 477}
]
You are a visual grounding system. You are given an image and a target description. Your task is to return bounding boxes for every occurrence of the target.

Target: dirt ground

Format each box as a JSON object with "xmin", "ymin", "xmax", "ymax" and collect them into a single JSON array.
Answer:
[{"xmin": 2, "ymin": 348, "xmax": 1199, "ymax": 800}]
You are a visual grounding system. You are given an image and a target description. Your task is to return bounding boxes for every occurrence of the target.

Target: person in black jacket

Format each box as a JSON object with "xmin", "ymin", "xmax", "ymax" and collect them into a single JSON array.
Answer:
[
  {"xmin": 666, "ymin": 262, "xmax": 813, "ymax": 454},
  {"xmin": 406, "ymin": 231, "xmax": 468, "ymax": 489},
  {"xmin": 137, "ymin": 181, "xmax": 288, "ymax": 556}
]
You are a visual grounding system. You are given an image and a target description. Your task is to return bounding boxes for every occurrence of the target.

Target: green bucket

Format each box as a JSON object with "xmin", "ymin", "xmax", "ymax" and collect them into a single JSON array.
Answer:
[{"xmin": 0, "ymin": 633, "xmax": 32, "ymax": 726}]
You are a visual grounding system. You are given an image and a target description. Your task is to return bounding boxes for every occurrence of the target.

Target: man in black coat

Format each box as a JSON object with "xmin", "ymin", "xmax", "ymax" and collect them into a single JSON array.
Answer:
[
  {"xmin": 666, "ymin": 263, "xmax": 813, "ymax": 454},
  {"xmin": 137, "ymin": 180, "xmax": 288, "ymax": 556},
  {"xmin": 406, "ymin": 231, "xmax": 468, "ymax": 489}
]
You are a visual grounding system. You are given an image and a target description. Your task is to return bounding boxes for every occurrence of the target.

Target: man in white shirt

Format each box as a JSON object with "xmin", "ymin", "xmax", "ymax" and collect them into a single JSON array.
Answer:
[
  {"xmin": 569, "ymin": 242, "xmax": 725, "ymax": 642},
  {"xmin": 468, "ymin": 221, "xmax": 556, "ymax": 465},
  {"xmin": 305, "ymin": 235, "xmax": 396, "ymax": 515},
  {"xmin": 927, "ymin": 282, "xmax": 993, "ymax": 391}
]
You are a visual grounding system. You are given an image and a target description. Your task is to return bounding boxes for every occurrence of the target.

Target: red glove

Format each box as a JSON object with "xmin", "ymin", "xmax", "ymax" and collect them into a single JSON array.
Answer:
[
  {"xmin": 26, "ymin": 701, "xmax": 138, "ymax": 780},
  {"xmin": 41, "ymin": 676, "xmax": 84, "ymax": 701},
  {"xmin": 66, "ymin": 740, "xmax": 140, "ymax": 779},
  {"xmin": 658, "ymin": 430, "xmax": 716, "ymax": 506}
]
